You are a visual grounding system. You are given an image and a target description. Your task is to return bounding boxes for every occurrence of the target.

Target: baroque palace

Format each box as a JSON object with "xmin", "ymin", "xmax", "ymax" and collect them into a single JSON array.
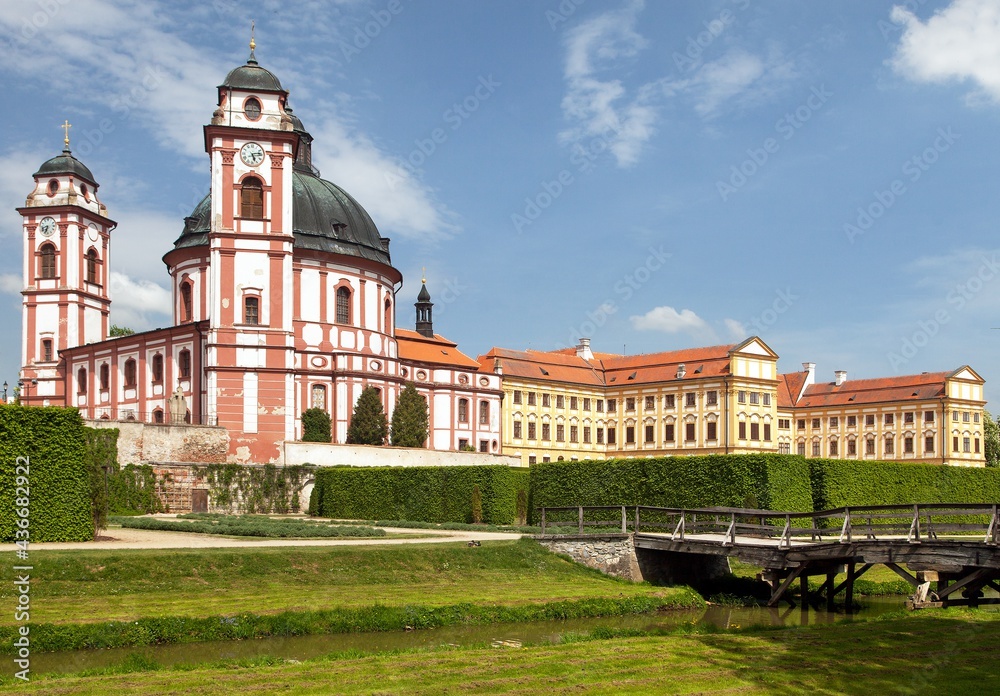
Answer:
[
  {"xmin": 15, "ymin": 43, "xmax": 987, "ymax": 468},
  {"xmin": 477, "ymin": 338, "xmax": 986, "ymax": 467},
  {"xmin": 16, "ymin": 44, "xmax": 502, "ymax": 463}
]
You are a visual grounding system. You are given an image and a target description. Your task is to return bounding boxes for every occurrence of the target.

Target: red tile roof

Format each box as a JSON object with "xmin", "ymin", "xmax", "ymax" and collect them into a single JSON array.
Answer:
[
  {"xmin": 777, "ymin": 371, "xmax": 809, "ymax": 409},
  {"xmin": 477, "ymin": 347, "xmax": 605, "ymax": 386},
  {"xmin": 396, "ymin": 329, "xmax": 482, "ymax": 369},
  {"xmin": 794, "ymin": 371, "xmax": 952, "ymax": 408}
]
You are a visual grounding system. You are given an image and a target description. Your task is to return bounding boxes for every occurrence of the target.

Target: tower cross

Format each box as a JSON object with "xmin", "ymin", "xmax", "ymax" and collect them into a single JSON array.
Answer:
[{"xmin": 60, "ymin": 120, "xmax": 72, "ymax": 147}]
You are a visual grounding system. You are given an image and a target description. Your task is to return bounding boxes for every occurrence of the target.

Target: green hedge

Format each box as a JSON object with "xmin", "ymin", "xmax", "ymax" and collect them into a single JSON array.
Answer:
[
  {"xmin": 529, "ymin": 454, "xmax": 813, "ymax": 520},
  {"xmin": 0, "ymin": 405, "xmax": 93, "ymax": 542},
  {"xmin": 312, "ymin": 465, "xmax": 528, "ymax": 524},
  {"xmin": 810, "ymin": 458, "xmax": 1000, "ymax": 510},
  {"xmin": 109, "ymin": 464, "xmax": 164, "ymax": 515}
]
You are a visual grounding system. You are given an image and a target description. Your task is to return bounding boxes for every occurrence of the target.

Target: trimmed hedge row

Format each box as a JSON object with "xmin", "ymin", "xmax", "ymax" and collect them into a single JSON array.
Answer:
[
  {"xmin": 0, "ymin": 405, "xmax": 93, "ymax": 542},
  {"xmin": 529, "ymin": 454, "xmax": 814, "ymax": 520},
  {"xmin": 810, "ymin": 458, "xmax": 1000, "ymax": 510},
  {"xmin": 312, "ymin": 465, "xmax": 530, "ymax": 525}
]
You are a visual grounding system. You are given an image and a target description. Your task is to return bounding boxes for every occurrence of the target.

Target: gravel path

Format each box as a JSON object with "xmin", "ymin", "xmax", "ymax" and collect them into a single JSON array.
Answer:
[{"xmin": 33, "ymin": 525, "xmax": 523, "ymax": 551}]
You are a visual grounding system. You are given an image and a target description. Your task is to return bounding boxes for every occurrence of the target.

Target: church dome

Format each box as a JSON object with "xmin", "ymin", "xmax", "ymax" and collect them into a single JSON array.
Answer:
[
  {"xmin": 220, "ymin": 53, "xmax": 284, "ymax": 92},
  {"xmin": 173, "ymin": 170, "xmax": 391, "ymax": 265},
  {"xmin": 34, "ymin": 147, "xmax": 97, "ymax": 185}
]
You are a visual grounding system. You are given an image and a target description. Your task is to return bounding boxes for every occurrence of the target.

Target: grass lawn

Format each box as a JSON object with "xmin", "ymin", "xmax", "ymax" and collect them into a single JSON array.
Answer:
[
  {"xmin": 0, "ymin": 539, "xmax": 682, "ymax": 625},
  {"xmin": 9, "ymin": 610, "xmax": 998, "ymax": 694}
]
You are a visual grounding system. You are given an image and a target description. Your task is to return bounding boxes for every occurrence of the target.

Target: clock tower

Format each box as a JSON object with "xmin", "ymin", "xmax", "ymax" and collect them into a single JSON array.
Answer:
[{"xmin": 18, "ymin": 124, "xmax": 115, "ymax": 406}]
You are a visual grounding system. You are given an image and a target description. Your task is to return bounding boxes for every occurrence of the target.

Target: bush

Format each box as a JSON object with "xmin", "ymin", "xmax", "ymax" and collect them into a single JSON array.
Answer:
[
  {"xmin": 390, "ymin": 383, "xmax": 429, "ymax": 447},
  {"xmin": 0, "ymin": 405, "xmax": 93, "ymax": 541},
  {"xmin": 301, "ymin": 408, "xmax": 331, "ymax": 443},
  {"xmin": 315, "ymin": 465, "xmax": 526, "ymax": 524},
  {"xmin": 528, "ymin": 454, "xmax": 813, "ymax": 522}
]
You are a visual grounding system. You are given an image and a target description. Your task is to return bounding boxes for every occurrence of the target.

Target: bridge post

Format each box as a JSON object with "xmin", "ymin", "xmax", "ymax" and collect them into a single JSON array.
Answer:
[
  {"xmin": 845, "ymin": 561, "xmax": 856, "ymax": 613},
  {"xmin": 621, "ymin": 506, "xmax": 626, "ymax": 533},
  {"xmin": 800, "ymin": 574, "xmax": 809, "ymax": 612},
  {"xmin": 578, "ymin": 506, "xmax": 583, "ymax": 535}
]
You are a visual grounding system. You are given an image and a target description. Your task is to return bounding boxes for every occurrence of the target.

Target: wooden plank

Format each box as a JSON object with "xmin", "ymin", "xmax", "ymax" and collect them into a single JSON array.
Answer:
[
  {"xmin": 885, "ymin": 562, "xmax": 919, "ymax": 588},
  {"xmin": 935, "ymin": 568, "xmax": 991, "ymax": 600},
  {"xmin": 767, "ymin": 565, "xmax": 805, "ymax": 608}
]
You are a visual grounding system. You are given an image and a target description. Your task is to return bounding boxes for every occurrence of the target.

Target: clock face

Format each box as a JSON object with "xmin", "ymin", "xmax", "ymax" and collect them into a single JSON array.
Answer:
[
  {"xmin": 87, "ymin": 224, "xmax": 99, "ymax": 242},
  {"xmin": 39, "ymin": 217, "xmax": 56, "ymax": 237},
  {"xmin": 240, "ymin": 142, "xmax": 265, "ymax": 167}
]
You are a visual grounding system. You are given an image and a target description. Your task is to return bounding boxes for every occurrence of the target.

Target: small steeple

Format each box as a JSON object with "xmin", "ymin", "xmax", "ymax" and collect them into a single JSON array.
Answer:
[
  {"xmin": 415, "ymin": 271, "xmax": 434, "ymax": 338},
  {"xmin": 247, "ymin": 20, "xmax": 258, "ymax": 64},
  {"xmin": 60, "ymin": 119, "xmax": 72, "ymax": 154}
]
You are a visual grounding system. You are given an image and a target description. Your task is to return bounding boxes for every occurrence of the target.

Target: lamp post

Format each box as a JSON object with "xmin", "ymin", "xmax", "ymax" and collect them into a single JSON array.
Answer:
[{"xmin": 2, "ymin": 381, "xmax": 7, "ymax": 404}]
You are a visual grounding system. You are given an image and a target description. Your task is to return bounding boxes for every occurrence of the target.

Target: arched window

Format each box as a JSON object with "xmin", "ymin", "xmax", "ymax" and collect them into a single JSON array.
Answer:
[
  {"xmin": 244, "ymin": 296, "xmax": 260, "ymax": 325},
  {"xmin": 99, "ymin": 363, "xmax": 110, "ymax": 390},
  {"xmin": 311, "ymin": 384, "xmax": 327, "ymax": 409},
  {"xmin": 85, "ymin": 248, "xmax": 99, "ymax": 284},
  {"xmin": 479, "ymin": 400, "xmax": 489, "ymax": 425},
  {"xmin": 39, "ymin": 243, "xmax": 56, "ymax": 279},
  {"xmin": 180, "ymin": 281, "xmax": 193, "ymax": 322},
  {"xmin": 179, "ymin": 349, "xmax": 191, "ymax": 378},
  {"xmin": 335, "ymin": 286, "xmax": 351, "ymax": 324},
  {"xmin": 384, "ymin": 298, "xmax": 392, "ymax": 332},
  {"xmin": 153, "ymin": 409, "xmax": 164, "ymax": 424},
  {"xmin": 458, "ymin": 398, "xmax": 468, "ymax": 423},
  {"xmin": 244, "ymin": 97, "xmax": 262, "ymax": 121},
  {"xmin": 124, "ymin": 358, "xmax": 137, "ymax": 388},
  {"xmin": 77, "ymin": 367, "xmax": 87, "ymax": 394},
  {"xmin": 47, "ymin": 179, "xmax": 58, "ymax": 197},
  {"xmin": 151, "ymin": 354, "xmax": 164, "ymax": 383},
  {"xmin": 240, "ymin": 177, "xmax": 264, "ymax": 219}
]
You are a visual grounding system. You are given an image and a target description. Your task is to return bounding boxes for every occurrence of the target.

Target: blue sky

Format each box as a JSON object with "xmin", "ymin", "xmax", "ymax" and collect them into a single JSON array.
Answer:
[{"xmin": 1, "ymin": 0, "xmax": 999, "ymax": 403}]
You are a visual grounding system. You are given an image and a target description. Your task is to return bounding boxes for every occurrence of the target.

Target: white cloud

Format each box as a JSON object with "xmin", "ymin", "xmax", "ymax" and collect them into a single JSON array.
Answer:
[
  {"xmin": 890, "ymin": 0, "xmax": 1000, "ymax": 102},
  {"xmin": 723, "ymin": 318, "xmax": 746, "ymax": 340},
  {"xmin": 108, "ymin": 272, "xmax": 171, "ymax": 331},
  {"xmin": 0, "ymin": 273, "xmax": 21, "ymax": 295},
  {"xmin": 630, "ymin": 305, "xmax": 710, "ymax": 335}
]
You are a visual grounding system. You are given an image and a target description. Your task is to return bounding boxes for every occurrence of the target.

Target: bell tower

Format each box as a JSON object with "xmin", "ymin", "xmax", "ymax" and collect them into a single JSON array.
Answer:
[
  {"xmin": 415, "ymin": 274, "xmax": 434, "ymax": 338},
  {"xmin": 17, "ymin": 123, "xmax": 115, "ymax": 406}
]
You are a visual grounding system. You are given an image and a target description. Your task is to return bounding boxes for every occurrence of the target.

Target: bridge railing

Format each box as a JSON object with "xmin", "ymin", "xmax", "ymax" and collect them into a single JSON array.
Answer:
[{"xmin": 536, "ymin": 503, "xmax": 1000, "ymax": 547}]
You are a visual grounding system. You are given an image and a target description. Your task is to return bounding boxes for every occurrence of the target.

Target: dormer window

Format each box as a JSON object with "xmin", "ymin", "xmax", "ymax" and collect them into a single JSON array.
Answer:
[
  {"xmin": 244, "ymin": 97, "xmax": 262, "ymax": 121},
  {"xmin": 240, "ymin": 177, "xmax": 263, "ymax": 219}
]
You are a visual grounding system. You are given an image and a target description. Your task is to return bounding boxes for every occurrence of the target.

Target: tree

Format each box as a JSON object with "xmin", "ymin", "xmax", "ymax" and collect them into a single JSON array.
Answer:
[
  {"xmin": 109, "ymin": 325, "xmax": 135, "ymax": 337},
  {"xmin": 390, "ymin": 383, "xmax": 428, "ymax": 447},
  {"xmin": 301, "ymin": 408, "xmax": 331, "ymax": 443},
  {"xmin": 985, "ymin": 410, "xmax": 1000, "ymax": 468},
  {"xmin": 346, "ymin": 387, "xmax": 387, "ymax": 445}
]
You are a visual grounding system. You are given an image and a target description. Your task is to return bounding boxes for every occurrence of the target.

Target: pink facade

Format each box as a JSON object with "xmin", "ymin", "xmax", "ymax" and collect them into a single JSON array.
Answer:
[{"xmin": 18, "ymin": 49, "xmax": 502, "ymax": 463}]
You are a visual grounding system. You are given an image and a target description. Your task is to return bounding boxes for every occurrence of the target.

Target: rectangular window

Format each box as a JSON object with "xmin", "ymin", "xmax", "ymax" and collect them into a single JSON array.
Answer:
[
  {"xmin": 597, "ymin": 428, "xmax": 604, "ymax": 444},
  {"xmin": 665, "ymin": 424, "xmax": 675, "ymax": 441},
  {"xmin": 570, "ymin": 396, "xmax": 578, "ymax": 410},
  {"xmin": 179, "ymin": 350, "xmax": 191, "ymax": 379},
  {"xmin": 685, "ymin": 422, "xmax": 696, "ymax": 442},
  {"xmin": 583, "ymin": 398, "xmax": 591, "ymax": 411},
  {"xmin": 570, "ymin": 425, "xmax": 578, "ymax": 443},
  {"xmin": 626, "ymin": 397, "xmax": 636, "ymax": 411},
  {"xmin": 885, "ymin": 413, "xmax": 894, "ymax": 425},
  {"xmin": 596, "ymin": 399, "xmax": 604, "ymax": 412},
  {"xmin": 866, "ymin": 438, "xmax": 875, "ymax": 455},
  {"xmin": 542, "ymin": 394, "xmax": 551, "ymax": 408},
  {"xmin": 556, "ymin": 395, "xmax": 564, "ymax": 409},
  {"xmin": 797, "ymin": 419, "xmax": 806, "ymax": 429},
  {"xmin": 779, "ymin": 419, "xmax": 790, "ymax": 429},
  {"xmin": 479, "ymin": 440, "xmax": 488, "ymax": 453},
  {"xmin": 556, "ymin": 424, "xmax": 565, "ymax": 442},
  {"xmin": 963, "ymin": 437, "xmax": 971, "ymax": 453},
  {"xmin": 707, "ymin": 421, "xmax": 717, "ymax": 441},
  {"xmin": 750, "ymin": 422, "xmax": 760, "ymax": 440},
  {"xmin": 685, "ymin": 393, "xmax": 696, "ymax": 407},
  {"xmin": 542, "ymin": 456, "xmax": 551, "ymax": 463},
  {"xmin": 764, "ymin": 423, "xmax": 771, "ymax": 441},
  {"xmin": 513, "ymin": 421, "xmax": 522, "ymax": 439},
  {"xmin": 458, "ymin": 438, "xmax": 469, "ymax": 450},
  {"xmin": 830, "ymin": 439, "xmax": 838, "ymax": 457},
  {"xmin": 706, "ymin": 391, "xmax": 718, "ymax": 406},
  {"xmin": 542, "ymin": 423, "xmax": 551, "ymax": 441},
  {"xmin": 458, "ymin": 399, "xmax": 468, "ymax": 423},
  {"xmin": 528, "ymin": 422, "xmax": 536, "ymax": 439},
  {"xmin": 974, "ymin": 413, "xmax": 981, "ymax": 424},
  {"xmin": 738, "ymin": 421, "xmax": 747, "ymax": 440},
  {"xmin": 528, "ymin": 455, "xmax": 537, "ymax": 465},
  {"xmin": 925, "ymin": 436, "xmax": 934, "ymax": 453},
  {"xmin": 244, "ymin": 296, "xmax": 259, "ymax": 325},
  {"xmin": 479, "ymin": 401, "xmax": 489, "ymax": 425},
  {"xmin": 124, "ymin": 359, "xmax": 137, "ymax": 388},
  {"xmin": 626, "ymin": 426, "xmax": 635, "ymax": 444},
  {"xmin": 664, "ymin": 394, "xmax": 675, "ymax": 409},
  {"xmin": 738, "ymin": 391, "xmax": 747, "ymax": 404},
  {"xmin": 797, "ymin": 442, "xmax": 806, "ymax": 456},
  {"xmin": 749, "ymin": 392, "xmax": 760, "ymax": 405},
  {"xmin": 953, "ymin": 436, "xmax": 959, "ymax": 452},
  {"xmin": 812, "ymin": 418, "xmax": 821, "ymax": 429},
  {"xmin": 644, "ymin": 425, "xmax": 654, "ymax": 443},
  {"xmin": 778, "ymin": 443, "xmax": 790, "ymax": 454},
  {"xmin": 607, "ymin": 427, "xmax": 616, "ymax": 445},
  {"xmin": 953, "ymin": 411, "xmax": 960, "ymax": 422},
  {"xmin": 963, "ymin": 411, "xmax": 970, "ymax": 423},
  {"xmin": 924, "ymin": 411, "xmax": 935, "ymax": 423},
  {"xmin": 885, "ymin": 437, "xmax": 894, "ymax": 455},
  {"xmin": 762, "ymin": 393, "xmax": 771, "ymax": 406},
  {"xmin": 812, "ymin": 441, "xmax": 821, "ymax": 457},
  {"xmin": 829, "ymin": 417, "xmax": 838, "ymax": 428},
  {"xmin": 41, "ymin": 339, "xmax": 53, "ymax": 362},
  {"xmin": 847, "ymin": 415, "xmax": 857, "ymax": 427},
  {"xmin": 904, "ymin": 436, "xmax": 914, "ymax": 453},
  {"xmin": 528, "ymin": 392, "xmax": 536, "ymax": 406},
  {"xmin": 975, "ymin": 438, "xmax": 981, "ymax": 454},
  {"xmin": 904, "ymin": 412, "xmax": 914, "ymax": 424},
  {"xmin": 644, "ymin": 396, "xmax": 655, "ymax": 410},
  {"xmin": 512, "ymin": 390, "xmax": 522, "ymax": 404},
  {"xmin": 607, "ymin": 399, "xmax": 617, "ymax": 412},
  {"xmin": 151, "ymin": 354, "xmax": 163, "ymax": 384},
  {"xmin": 583, "ymin": 426, "xmax": 591, "ymax": 444},
  {"xmin": 848, "ymin": 439, "xmax": 857, "ymax": 456},
  {"xmin": 865, "ymin": 414, "xmax": 875, "ymax": 427}
]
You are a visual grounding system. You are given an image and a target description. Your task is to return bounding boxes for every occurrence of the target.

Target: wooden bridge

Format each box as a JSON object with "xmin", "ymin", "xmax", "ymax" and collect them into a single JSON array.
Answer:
[{"xmin": 536, "ymin": 503, "xmax": 1000, "ymax": 610}]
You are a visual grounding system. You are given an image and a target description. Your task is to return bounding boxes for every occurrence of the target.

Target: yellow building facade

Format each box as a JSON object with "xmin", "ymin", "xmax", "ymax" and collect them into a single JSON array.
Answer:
[{"xmin": 477, "ymin": 339, "xmax": 987, "ymax": 467}]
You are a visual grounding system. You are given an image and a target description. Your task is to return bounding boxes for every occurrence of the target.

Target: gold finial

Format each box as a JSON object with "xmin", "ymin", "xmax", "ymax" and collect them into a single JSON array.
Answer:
[
  {"xmin": 60, "ymin": 120, "xmax": 72, "ymax": 148},
  {"xmin": 250, "ymin": 20, "xmax": 256, "ymax": 51},
  {"xmin": 421, "ymin": 266, "xmax": 426, "ymax": 284}
]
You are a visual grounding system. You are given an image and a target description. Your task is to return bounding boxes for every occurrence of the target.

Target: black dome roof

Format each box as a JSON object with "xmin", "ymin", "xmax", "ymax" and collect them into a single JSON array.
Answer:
[
  {"xmin": 220, "ymin": 53, "xmax": 284, "ymax": 92},
  {"xmin": 34, "ymin": 148, "xmax": 97, "ymax": 185},
  {"xmin": 174, "ymin": 170, "xmax": 390, "ymax": 265}
]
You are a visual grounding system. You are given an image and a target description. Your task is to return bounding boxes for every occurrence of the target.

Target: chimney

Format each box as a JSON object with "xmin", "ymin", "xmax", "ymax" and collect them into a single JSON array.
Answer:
[
  {"xmin": 576, "ymin": 338, "xmax": 594, "ymax": 361},
  {"xmin": 676, "ymin": 363, "xmax": 686, "ymax": 379},
  {"xmin": 835, "ymin": 370, "xmax": 847, "ymax": 387},
  {"xmin": 802, "ymin": 362, "xmax": 815, "ymax": 386},
  {"xmin": 493, "ymin": 357, "xmax": 503, "ymax": 375}
]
